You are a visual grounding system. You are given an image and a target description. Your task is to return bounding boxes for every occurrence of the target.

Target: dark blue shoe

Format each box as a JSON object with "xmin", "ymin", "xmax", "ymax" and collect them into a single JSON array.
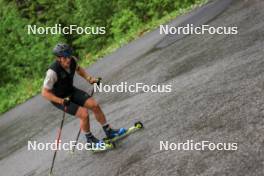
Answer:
[
  {"xmin": 85, "ymin": 134, "xmax": 106, "ymax": 149},
  {"xmin": 86, "ymin": 133, "xmax": 100, "ymax": 144},
  {"xmin": 103, "ymin": 125, "xmax": 127, "ymax": 139}
]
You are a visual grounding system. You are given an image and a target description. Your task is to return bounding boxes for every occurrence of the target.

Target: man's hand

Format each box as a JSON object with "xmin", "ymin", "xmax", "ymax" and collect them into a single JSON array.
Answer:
[
  {"xmin": 89, "ymin": 77, "xmax": 98, "ymax": 84},
  {"xmin": 96, "ymin": 77, "xmax": 102, "ymax": 85},
  {"xmin": 86, "ymin": 76, "xmax": 101, "ymax": 84},
  {"xmin": 61, "ymin": 97, "xmax": 71, "ymax": 106},
  {"xmin": 93, "ymin": 77, "xmax": 102, "ymax": 85},
  {"xmin": 76, "ymin": 66, "xmax": 101, "ymax": 85}
]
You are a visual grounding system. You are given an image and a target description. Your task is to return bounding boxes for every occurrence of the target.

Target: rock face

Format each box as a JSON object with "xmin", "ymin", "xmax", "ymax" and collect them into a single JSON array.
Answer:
[{"xmin": 1, "ymin": 0, "xmax": 264, "ymax": 175}]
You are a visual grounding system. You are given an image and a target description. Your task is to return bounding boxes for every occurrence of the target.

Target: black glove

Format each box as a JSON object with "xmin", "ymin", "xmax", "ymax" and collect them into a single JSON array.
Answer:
[{"xmin": 63, "ymin": 97, "xmax": 71, "ymax": 106}]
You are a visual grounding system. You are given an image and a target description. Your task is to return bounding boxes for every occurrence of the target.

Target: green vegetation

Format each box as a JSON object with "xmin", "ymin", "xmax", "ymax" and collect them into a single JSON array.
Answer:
[{"xmin": 0, "ymin": 0, "xmax": 207, "ymax": 114}]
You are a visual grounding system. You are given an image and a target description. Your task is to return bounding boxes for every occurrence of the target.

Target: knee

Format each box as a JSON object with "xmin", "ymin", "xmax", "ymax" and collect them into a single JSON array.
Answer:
[
  {"xmin": 89, "ymin": 100, "xmax": 100, "ymax": 110},
  {"xmin": 77, "ymin": 108, "xmax": 88, "ymax": 120}
]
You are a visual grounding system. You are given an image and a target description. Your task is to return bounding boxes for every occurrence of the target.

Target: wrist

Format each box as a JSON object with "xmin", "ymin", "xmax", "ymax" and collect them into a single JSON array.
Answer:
[
  {"xmin": 85, "ymin": 76, "xmax": 92, "ymax": 83},
  {"xmin": 86, "ymin": 76, "xmax": 94, "ymax": 84}
]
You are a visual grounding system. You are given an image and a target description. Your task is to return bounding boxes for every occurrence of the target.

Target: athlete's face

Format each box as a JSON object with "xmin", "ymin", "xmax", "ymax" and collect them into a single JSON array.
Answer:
[{"xmin": 58, "ymin": 57, "xmax": 71, "ymax": 69}]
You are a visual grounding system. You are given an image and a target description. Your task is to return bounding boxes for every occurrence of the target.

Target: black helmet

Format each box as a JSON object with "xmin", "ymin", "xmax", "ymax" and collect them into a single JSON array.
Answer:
[{"xmin": 53, "ymin": 43, "xmax": 72, "ymax": 57}]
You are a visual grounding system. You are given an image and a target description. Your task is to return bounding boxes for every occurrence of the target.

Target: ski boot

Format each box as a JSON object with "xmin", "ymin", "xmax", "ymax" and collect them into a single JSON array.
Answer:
[
  {"xmin": 85, "ymin": 133, "xmax": 104, "ymax": 149},
  {"xmin": 103, "ymin": 125, "xmax": 127, "ymax": 141}
]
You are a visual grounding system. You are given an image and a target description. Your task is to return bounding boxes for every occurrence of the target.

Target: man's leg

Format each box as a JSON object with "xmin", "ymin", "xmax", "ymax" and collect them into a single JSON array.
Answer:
[
  {"xmin": 75, "ymin": 106, "xmax": 100, "ymax": 144},
  {"xmin": 83, "ymin": 97, "xmax": 106, "ymax": 125},
  {"xmin": 70, "ymin": 87, "xmax": 125, "ymax": 139},
  {"xmin": 84, "ymin": 98, "xmax": 126, "ymax": 139},
  {"xmin": 75, "ymin": 107, "xmax": 90, "ymax": 132},
  {"xmin": 51, "ymin": 101, "xmax": 99, "ymax": 144},
  {"xmin": 52, "ymin": 101, "xmax": 90, "ymax": 132},
  {"xmin": 71, "ymin": 88, "xmax": 106, "ymax": 125}
]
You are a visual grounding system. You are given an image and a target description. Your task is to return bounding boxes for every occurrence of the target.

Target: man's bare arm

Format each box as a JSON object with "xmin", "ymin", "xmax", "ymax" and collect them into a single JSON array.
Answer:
[
  {"xmin": 76, "ymin": 66, "xmax": 97, "ymax": 83},
  {"xmin": 41, "ymin": 88, "xmax": 64, "ymax": 105}
]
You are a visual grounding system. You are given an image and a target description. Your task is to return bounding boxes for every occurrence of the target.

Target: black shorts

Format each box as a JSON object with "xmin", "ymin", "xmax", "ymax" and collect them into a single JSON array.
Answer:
[{"xmin": 51, "ymin": 87, "xmax": 91, "ymax": 115}]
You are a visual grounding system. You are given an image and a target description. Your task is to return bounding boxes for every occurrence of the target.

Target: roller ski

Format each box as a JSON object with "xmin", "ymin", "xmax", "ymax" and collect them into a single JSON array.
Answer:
[{"xmin": 103, "ymin": 121, "xmax": 144, "ymax": 143}]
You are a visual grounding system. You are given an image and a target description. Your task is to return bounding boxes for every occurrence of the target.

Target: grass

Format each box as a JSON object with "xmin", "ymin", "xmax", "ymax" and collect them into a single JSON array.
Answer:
[{"xmin": 0, "ymin": 0, "xmax": 208, "ymax": 115}]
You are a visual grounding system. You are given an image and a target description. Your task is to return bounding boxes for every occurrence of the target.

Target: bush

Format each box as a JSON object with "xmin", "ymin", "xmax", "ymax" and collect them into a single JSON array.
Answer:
[
  {"xmin": 111, "ymin": 9, "xmax": 142, "ymax": 42},
  {"xmin": 0, "ymin": 1, "xmax": 62, "ymax": 87}
]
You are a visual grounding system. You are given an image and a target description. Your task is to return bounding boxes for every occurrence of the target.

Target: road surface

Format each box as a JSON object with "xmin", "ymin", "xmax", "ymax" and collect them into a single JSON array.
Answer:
[{"xmin": 1, "ymin": 0, "xmax": 264, "ymax": 175}]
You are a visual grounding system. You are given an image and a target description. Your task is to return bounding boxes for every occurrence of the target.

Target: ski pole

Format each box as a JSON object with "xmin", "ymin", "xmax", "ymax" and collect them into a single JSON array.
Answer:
[
  {"xmin": 71, "ymin": 78, "xmax": 102, "ymax": 153},
  {"xmin": 71, "ymin": 128, "xmax": 81, "ymax": 153},
  {"xmin": 49, "ymin": 106, "xmax": 67, "ymax": 176}
]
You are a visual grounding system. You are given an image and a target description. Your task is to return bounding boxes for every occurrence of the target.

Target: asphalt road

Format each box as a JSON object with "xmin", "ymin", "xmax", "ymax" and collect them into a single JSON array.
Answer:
[{"xmin": 1, "ymin": 0, "xmax": 264, "ymax": 175}]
